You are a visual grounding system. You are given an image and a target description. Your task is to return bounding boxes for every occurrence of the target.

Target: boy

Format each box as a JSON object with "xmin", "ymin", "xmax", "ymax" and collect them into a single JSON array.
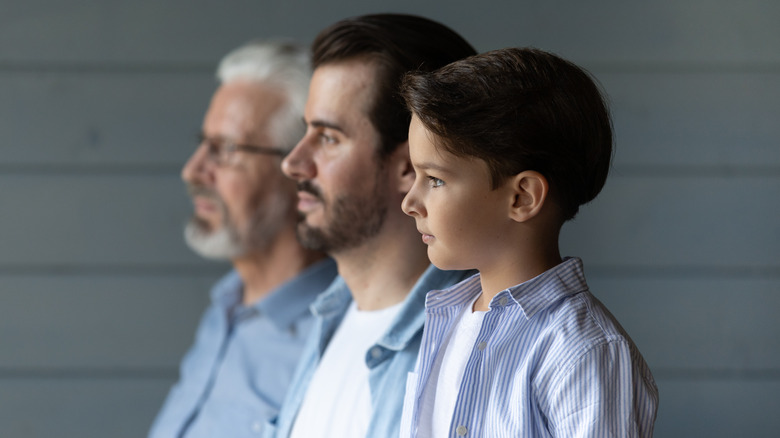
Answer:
[{"xmin": 398, "ymin": 48, "xmax": 658, "ymax": 437}]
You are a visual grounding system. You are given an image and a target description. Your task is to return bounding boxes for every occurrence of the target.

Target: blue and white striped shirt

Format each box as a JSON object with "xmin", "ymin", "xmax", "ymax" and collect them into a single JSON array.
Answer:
[{"xmin": 400, "ymin": 258, "xmax": 658, "ymax": 437}]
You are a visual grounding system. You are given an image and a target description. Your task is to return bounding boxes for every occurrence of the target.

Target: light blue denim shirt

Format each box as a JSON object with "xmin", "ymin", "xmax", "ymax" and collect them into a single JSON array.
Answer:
[
  {"xmin": 265, "ymin": 264, "xmax": 471, "ymax": 438},
  {"xmin": 149, "ymin": 258, "xmax": 337, "ymax": 438}
]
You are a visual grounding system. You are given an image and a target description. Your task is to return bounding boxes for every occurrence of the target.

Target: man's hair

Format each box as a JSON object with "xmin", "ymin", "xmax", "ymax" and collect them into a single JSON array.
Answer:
[
  {"xmin": 217, "ymin": 39, "xmax": 310, "ymax": 152},
  {"xmin": 401, "ymin": 47, "xmax": 613, "ymax": 221},
  {"xmin": 311, "ymin": 14, "xmax": 476, "ymax": 158}
]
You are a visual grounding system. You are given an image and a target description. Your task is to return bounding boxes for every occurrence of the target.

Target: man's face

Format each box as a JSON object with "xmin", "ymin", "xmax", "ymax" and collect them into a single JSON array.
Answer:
[
  {"xmin": 281, "ymin": 60, "xmax": 390, "ymax": 254},
  {"xmin": 182, "ymin": 80, "xmax": 296, "ymax": 259}
]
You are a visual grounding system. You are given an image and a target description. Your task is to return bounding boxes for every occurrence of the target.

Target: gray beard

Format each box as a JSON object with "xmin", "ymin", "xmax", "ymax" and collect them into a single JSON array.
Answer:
[
  {"xmin": 184, "ymin": 216, "xmax": 246, "ymax": 260},
  {"xmin": 183, "ymin": 182, "xmax": 292, "ymax": 260}
]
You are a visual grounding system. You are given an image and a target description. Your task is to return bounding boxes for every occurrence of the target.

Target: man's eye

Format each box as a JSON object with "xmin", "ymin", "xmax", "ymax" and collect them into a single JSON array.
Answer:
[
  {"xmin": 206, "ymin": 142, "xmax": 221, "ymax": 156},
  {"xmin": 320, "ymin": 133, "xmax": 337, "ymax": 144}
]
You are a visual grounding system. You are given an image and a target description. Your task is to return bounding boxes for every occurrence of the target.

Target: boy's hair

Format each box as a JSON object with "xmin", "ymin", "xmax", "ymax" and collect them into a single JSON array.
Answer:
[
  {"xmin": 311, "ymin": 13, "xmax": 476, "ymax": 159},
  {"xmin": 401, "ymin": 47, "xmax": 613, "ymax": 221}
]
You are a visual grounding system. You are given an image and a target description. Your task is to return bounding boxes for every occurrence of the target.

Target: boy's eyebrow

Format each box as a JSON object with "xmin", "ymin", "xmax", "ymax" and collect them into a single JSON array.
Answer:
[{"xmin": 414, "ymin": 160, "xmax": 451, "ymax": 173}]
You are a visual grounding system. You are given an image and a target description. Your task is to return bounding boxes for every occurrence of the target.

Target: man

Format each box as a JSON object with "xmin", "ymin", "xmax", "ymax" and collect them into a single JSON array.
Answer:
[
  {"xmin": 269, "ymin": 14, "xmax": 477, "ymax": 438},
  {"xmin": 149, "ymin": 40, "xmax": 337, "ymax": 438}
]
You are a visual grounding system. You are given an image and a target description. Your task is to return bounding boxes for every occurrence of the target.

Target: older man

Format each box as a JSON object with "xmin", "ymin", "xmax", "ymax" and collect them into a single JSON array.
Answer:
[
  {"xmin": 149, "ymin": 40, "xmax": 337, "ymax": 438},
  {"xmin": 269, "ymin": 14, "xmax": 477, "ymax": 438}
]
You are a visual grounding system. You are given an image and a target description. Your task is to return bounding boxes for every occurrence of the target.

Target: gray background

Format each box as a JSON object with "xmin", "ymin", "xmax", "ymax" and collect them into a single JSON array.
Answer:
[{"xmin": 1, "ymin": 1, "xmax": 778, "ymax": 436}]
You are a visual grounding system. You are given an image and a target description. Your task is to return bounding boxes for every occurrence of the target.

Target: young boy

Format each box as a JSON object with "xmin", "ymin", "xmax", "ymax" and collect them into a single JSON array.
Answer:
[{"xmin": 398, "ymin": 48, "xmax": 658, "ymax": 437}]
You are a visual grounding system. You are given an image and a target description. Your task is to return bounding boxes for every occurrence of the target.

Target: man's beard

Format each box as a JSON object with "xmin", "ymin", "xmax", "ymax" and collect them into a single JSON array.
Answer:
[
  {"xmin": 296, "ymin": 175, "xmax": 388, "ymax": 254},
  {"xmin": 183, "ymin": 184, "xmax": 288, "ymax": 260}
]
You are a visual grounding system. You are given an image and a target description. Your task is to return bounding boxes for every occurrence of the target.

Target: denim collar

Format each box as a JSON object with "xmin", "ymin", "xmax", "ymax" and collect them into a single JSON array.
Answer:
[
  {"xmin": 310, "ymin": 264, "xmax": 469, "ymax": 352},
  {"xmin": 210, "ymin": 258, "xmax": 338, "ymax": 330}
]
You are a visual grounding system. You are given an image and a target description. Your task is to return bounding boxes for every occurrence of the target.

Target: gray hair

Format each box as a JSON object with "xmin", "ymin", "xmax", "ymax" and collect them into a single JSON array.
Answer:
[{"xmin": 216, "ymin": 39, "xmax": 310, "ymax": 152}]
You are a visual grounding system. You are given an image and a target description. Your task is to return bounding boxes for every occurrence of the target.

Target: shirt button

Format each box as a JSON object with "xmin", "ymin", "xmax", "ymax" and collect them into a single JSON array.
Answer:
[
  {"xmin": 499, "ymin": 296, "xmax": 508, "ymax": 306},
  {"xmin": 477, "ymin": 341, "xmax": 487, "ymax": 351},
  {"xmin": 371, "ymin": 347, "xmax": 383, "ymax": 359},
  {"xmin": 251, "ymin": 421, "xmax": 262, "ymax": 434},
  {"xmin": 456, "ymin": 425, "xmax": 468, "ymax": 436}
]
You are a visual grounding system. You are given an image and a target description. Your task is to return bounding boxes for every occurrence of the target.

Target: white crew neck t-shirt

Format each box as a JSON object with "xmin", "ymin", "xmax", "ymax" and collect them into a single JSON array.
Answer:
[
  {"xmin": 290, "ymin": 300, "xmax": 403, "ymax": 438},
  {"xmin": 418, "ymin": 296, "xmax": 486, "ymax": 437}
]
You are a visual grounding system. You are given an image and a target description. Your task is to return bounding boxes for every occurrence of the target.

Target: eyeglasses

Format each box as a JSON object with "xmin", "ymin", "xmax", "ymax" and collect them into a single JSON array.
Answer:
[{"xmin": 197, "ymin": 133, "xmax": 288, "ymax": 166}]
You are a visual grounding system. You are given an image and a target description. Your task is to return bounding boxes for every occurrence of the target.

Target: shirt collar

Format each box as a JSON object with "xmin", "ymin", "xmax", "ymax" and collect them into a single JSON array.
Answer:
[
  {"xmin": 310, "ymin": 264, "xmax": 471, "ymax": 351},
  {"xmin": 380, "ymin": 265, "xmax": 469, "ymax": 351},
  {"xmin": 425, "ymin": 257, "xmax": 588, "ymax": 320},
  {"xmin": 309, "ymin": 276, "xmax": 352, "ymax": 319},
  {"xmin": 507, "ymin": 257, "xmax": 588, "ymax": 318},
  {"xmin": 210, "ymin": 258, "xmax": 338, "ymax": 330},
  {"xmin": 425, "ymin": 272, "xmax": 481, "ymax": 310}
]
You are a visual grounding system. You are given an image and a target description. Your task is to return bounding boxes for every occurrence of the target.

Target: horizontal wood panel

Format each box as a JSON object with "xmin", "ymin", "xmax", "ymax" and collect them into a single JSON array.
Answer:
[
  {"xmin": 1, "ymin": 1, "xmax": 778, "ymax": 64},
  {"xmin": 0, "ymin": 71, "xmax": 212, "ymax": 166},
  {"xmin": 0, "ymin": 378, "xmax": 172, "ymax": 438},
  {"xmin": 2, "ymin": 174, "xmax": 777, "ymax": 268},
  {"xmin": 587, "ymin": 275, "xmax": 780, "ymax": 370},
  {"xmin": 462, "ymin": 1, "xmax": 780, "ymax": 65},
  {"xmin": 0, "ymin": 274, "xmax": 217, "ymax": 368},
  {"xmin": 3, "ymin": 272, "xmax": 777, "ymax": 372},
  {"xmin": 601, "ymin": 72, "xmax": 780, "ymax": 168},
  {"xmin": 2, "ymin": 72, "xmax": 778, "ymax": 168},
  {"xmin": 560, "ymin": 175, "xmax": 780, "ymax": 268},
  {"xmin": 654, "ymin": 378, "xmax": 780, "ymax": 437},
  {"xmin": 0, "ymin": 174, "xmax": 209, "ymax": 266},
  {"xmin": 1, "ymin": 376, "xmax": 778, "ymax": 437}
]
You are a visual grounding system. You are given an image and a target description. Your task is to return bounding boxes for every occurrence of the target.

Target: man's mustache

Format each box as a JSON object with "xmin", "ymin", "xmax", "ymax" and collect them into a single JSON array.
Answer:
[
  {"xmin": 187, "ymin": 184, "xmax": 219, "ymax": 201},
  {"xmin": 297, "ymin": 181, "xmax": 323, "ymax": 200}
]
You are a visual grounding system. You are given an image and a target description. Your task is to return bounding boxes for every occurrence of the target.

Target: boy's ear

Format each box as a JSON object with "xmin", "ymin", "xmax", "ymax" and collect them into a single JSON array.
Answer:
[
  {"xmin": 391, "ymin": 141, "xmax": 415, "ymax": 193},
  {"xmin": 508, "ymin": 171, "xmax": 549, "ymax": 223}
]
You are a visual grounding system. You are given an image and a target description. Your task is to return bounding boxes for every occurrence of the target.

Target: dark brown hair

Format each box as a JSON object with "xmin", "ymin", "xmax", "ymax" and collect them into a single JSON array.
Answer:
[
  {"xmin": 311, "ymin": 13, "xmax": 476, "ymax": 158},
  {"xmin": 401, "ymin": 47, "xmax": 613, "ymax": 221}
]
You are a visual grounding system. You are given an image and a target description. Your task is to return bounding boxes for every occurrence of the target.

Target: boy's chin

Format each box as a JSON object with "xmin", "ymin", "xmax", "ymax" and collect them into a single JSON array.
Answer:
[{"xmin": 428, "ymin": 250, "xmax": 470, "ymax": 272}]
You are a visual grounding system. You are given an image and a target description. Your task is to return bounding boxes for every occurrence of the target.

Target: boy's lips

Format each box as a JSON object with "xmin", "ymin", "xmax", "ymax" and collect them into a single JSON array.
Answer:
[{"xmin": 417, "ymin": 228, "xmax": 435, "ymax": 244}]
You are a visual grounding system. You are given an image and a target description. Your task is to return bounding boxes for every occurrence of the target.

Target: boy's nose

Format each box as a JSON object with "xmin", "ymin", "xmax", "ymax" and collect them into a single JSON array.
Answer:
[{"xmin": 402, "ymin": 186, "xmax": 422, "ymax": 217}]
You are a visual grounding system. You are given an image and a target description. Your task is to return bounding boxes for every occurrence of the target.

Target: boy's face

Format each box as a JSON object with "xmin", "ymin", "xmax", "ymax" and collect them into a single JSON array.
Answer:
[{"xmin": 402, "ymin": 115, "xmax": 513, "ymax": 271}]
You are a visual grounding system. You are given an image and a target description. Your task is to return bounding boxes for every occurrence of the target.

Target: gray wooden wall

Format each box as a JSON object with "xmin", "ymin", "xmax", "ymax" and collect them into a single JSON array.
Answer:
[{"xmin": 1, "ymin": 1, "xmax": 777, "ymax": 436}]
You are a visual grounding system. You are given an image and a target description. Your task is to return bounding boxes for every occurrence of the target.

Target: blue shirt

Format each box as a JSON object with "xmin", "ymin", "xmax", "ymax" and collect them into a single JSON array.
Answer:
[
  {"xmin": 400, "ymin": 258, "xmax": 658, "ymax": 438},
  {"xmin": 149, "ymin": 258, "xmax": 338, "ymax": 438},
  {"xmin": 266, "ymin": 265, "xmax": 472, "ymax": 438}
]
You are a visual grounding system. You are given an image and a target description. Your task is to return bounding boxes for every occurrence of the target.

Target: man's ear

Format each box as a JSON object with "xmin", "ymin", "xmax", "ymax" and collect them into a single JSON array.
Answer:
[
  {"xmin": 391, "ymin": 141, "xmax": 415, "ymax": 193},
  {"xmin": 508, "ymin": 170, "xmax": 549, "ymax": 223}
]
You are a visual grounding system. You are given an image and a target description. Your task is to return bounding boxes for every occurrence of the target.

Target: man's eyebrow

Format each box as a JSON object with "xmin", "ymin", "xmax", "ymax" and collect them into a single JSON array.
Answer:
[{"xmin": 309, "ymin": 119, "xmax": 345, "ymax": 133}]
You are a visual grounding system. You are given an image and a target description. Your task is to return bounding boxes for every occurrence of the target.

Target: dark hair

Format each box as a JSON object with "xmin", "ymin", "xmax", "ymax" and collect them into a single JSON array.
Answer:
[
  {"xmin": 311, "ymin": 13, "xmax": 476, "ymax": 158},
  {"xmin": 401, "ymin": 47, "xmax": 613, "ymax": 221}
]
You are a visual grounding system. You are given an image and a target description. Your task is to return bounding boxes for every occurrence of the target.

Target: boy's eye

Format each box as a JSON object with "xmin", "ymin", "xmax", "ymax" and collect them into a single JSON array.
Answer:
[{"xmin": 427, "ymin": 176, "xmax": 445, "ymax": 188}]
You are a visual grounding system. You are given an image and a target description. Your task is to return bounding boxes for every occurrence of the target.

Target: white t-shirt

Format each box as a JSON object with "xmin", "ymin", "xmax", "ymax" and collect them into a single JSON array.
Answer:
[
  {"xmin": 290, "ymin": 300, "xmax": 403, "ymax": 438},
  {"xmin": 418, "ymin": 296, "xmax": 486, "ymax": 437}
]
